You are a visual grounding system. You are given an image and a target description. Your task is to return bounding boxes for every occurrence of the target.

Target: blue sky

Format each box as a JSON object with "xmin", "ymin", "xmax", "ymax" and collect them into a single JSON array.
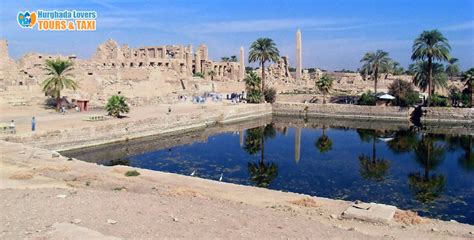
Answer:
[{"xmin": 1, "ymin": 0, "xmax": 473, "ymax": 70}]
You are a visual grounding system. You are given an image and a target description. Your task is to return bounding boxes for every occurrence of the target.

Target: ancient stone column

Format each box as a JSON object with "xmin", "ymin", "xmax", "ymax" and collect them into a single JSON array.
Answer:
[
  {"xmin": 161, "ymin": 46, "xmax": 167, "ymax": 58},
  {"xmin": 186, "ymin": 45, "xmax": 193, "ymax": 75},
  {"xmin": 295, "ymin": 29, "xmax": 302, "ymax": 81},
  {"xmin": 195, "ymin": 51, "xmax": 201, "ymax": 74},
  {"xmin": 239, "ymin": 46, "xmax": 245, "ymax": 80},
  {"xmin": 294, "ymin": 127, "xmax": 301, "ymax": 163}
]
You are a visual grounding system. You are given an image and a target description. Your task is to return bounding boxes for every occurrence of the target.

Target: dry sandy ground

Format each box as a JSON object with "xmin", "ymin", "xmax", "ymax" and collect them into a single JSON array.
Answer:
[{"xmin": 1, "ymin": 140, "xmax": 474, "ymax": 239}]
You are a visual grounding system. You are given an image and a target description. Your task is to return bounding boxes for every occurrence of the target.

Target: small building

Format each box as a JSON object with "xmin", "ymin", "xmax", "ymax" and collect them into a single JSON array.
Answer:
[
  {"xmin": 376, "ymin": 94, "xmax": 395, "ymax": 106},
  {"xmin": 76, "ymin": 99, "xmax": 89, "ymax": 111}
]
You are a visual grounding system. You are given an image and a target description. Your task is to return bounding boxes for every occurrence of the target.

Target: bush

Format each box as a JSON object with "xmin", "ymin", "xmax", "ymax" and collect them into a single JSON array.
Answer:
[
  {"xmin": 247, "ymin": 89, "xmax": 262, "ymax": 103},
  {"xmin": 106, "ymin": 95, "xmax": 130, "ymax": 118},
  {"xmin": 427, "ymin": 94, "xmax": 448, "ymax": 107},
  {"xmin": 388, "ymin": 79, "xmax": 419, "ymax": 107},
  {"xmin": 264, "ymin": 87, "xmax": 277, "ymax": 103},
  {"xmin": 357, "ymin": 91, "xmax": 376, "ymax": 106},
  {"xmin": 124, "ymin": 170, "xmax": 140, "ymax": 177},
  {"xmin": 193, "ymin": 72, "xmax": 205, "ymax": 78}
]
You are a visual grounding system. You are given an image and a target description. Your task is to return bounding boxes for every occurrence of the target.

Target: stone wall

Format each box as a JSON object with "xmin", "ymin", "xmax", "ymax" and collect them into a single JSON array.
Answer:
[
  {"xmin": 421, "ymin": 107, "xmax": 473, "ymax": 124},
  {"xmin": 273, "ymin": 102, "xmax": 411, "ymax": 121},
  {"xmin": 3, "ymin": 104, "xmax": 272, "ymax": 151}
]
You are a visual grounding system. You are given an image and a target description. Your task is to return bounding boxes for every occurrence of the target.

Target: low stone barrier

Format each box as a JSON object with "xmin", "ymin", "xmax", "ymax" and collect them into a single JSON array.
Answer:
[
  {"xmin": 3, "ymin": 104, "xmax": 272, "ymax": 151},
  {"xmin": 421, "ymin": 107, "xmax": 473, "ymax": 124},
  {"xmin": 273, "ymin": 102, "xmax": 410, "ymax": 121}
]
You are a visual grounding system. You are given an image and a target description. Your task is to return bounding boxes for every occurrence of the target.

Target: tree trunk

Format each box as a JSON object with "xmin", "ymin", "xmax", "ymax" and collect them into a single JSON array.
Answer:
[
  {"xmin": 428, "ymin": 57, "xmax": 433, "ymax": 104},
  {"xmin": 56, "ymin": 96, "xmax": 61, "ymax": 110},
  {"xmin": 374, "ymin": 67, "xmax": 378, "ymax": 94},
  {"xmin": 261, "ymin": 61, "xmax": 265, "ymax": 103}
]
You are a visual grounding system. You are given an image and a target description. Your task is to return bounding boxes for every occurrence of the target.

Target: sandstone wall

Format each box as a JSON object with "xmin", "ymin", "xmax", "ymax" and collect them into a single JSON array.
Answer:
[
  {"xmin": 3, "ymin": 104, "xmax": 272, "ymax": 151},
  {"xmin": 421, "ymin": 107, "xmax": 473, "ymax": 124},
  {"xmin": 273, "ymin": 102, "xmax": 411, "ymax": 121}
]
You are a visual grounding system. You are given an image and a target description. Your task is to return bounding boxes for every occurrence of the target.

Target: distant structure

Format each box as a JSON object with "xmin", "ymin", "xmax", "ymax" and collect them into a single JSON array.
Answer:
[
  {"xmin": 295, "ymin": 29, "xmax": 302, "ymax": 81},
  {"xmin": 239, "ymin": 46, "xmax": 245, "ymax": 80}
]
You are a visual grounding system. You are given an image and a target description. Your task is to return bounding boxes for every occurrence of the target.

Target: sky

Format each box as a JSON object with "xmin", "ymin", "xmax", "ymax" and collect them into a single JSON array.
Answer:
[{"xmin": 1, "ymin": 0, "xmax": 473, "ymax": 70}]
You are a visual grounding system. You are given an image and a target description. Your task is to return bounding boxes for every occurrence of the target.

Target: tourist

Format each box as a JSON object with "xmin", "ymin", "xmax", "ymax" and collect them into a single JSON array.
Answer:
[
  {"xmin": 168, "ymin": 106, "xmax": 172, "ymax": 114},
  {"xmin": 10, "ymin": 120, "xmax": 15, "ymax": 134},
  {"xmin": 75, "ymin": 106, "xmax": 80, "ymax": 112},
  {"xmin": 31, "ymin": 117, "xmax": 36, "ymax": 131}
]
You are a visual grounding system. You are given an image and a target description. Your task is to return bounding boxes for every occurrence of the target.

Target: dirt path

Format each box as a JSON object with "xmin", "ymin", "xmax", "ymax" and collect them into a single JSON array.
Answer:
[{"xmin": 1, "ymin": 140, "xmax": 473, "ymax": 239}]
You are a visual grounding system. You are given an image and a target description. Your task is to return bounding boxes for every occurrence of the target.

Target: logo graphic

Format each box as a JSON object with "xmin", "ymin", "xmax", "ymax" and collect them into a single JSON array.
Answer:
[{"xmin": 17, "ymin": 11, "xmax": 37, "ymax": 28}]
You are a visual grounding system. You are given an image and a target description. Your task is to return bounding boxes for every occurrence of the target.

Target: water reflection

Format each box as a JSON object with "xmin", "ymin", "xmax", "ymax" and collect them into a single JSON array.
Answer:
[
  {"xmin": 356, "ymin": 129, "xmax": 390, "ymax": 182},
  {"xmin": 61, "ymin": 118, "xmax": 474, "ymax": 224},
  {"xmin": 244, "ymin": 124, "xmax": 279, "ymax": 188},
  {"xmin": 315, "ymin": 126, "xmax": 333, "ymax": 154},
  {"xmin": 408, "ymin": 134, "xmax": 446, "ymax": 203}
]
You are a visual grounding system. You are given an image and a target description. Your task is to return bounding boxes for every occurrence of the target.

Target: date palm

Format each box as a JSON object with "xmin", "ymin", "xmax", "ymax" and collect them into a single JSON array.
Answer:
[
  {"xmin": 461, "ymin": 68, "xmax": 474, "ymax": 107},
  {"xmin": 315, "ymin": 75, "xmax": 333, "ymax": 104},
  {"xmin": 360, "ymin": 50, "xmax": 391, "ymax": 93},
  {"xmin": 445, "ymin": 57, "xmax": 460, "ymax": 81},
  {"xmin": 249, "ymin": 38, "xmax": 280, "ymax": 102},
  {"xmin": 41, "ymin": 59, "xmax": 78, "ymax": 110},
  {"xmin": 411, "ymin": 61, "xmax": 448, "ymax": 93},
  {"xmin": 411, "ymin": 30, "xmax": 451, "ymax": 100}
]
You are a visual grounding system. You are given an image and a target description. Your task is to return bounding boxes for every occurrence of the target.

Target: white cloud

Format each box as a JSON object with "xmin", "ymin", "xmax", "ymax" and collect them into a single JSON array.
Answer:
[{"xmin": 441, "ymin": 20, "xmax": 474, "ymax": 31}]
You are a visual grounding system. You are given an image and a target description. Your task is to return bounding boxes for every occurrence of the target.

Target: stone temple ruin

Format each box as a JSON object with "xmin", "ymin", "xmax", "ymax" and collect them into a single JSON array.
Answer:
[{"xmin": 91, "ymin": 39, "xmax": 244, "ymax": 82}]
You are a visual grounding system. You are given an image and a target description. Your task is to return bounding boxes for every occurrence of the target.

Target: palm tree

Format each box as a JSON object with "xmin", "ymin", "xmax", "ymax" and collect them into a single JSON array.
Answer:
[
  {"xmin": 249, "ymin": 38, "xmax": 280, "ymax": 102},
  {"xmin": 461, "ymin": 68, "xmax": 474, "ymax": 107},
  {"xmin": 315, "ymin": 75, "xmax": 333, "ymax": 104},
  {"xmin": 244, "ymin": 72, "xmax": 262, "ymax": 103},
  {"xmin": 445, "ymin": 57, "xmax": 460, "ymax": 81},
  {"xmin": 208, "ymin": 70, "xmax": 216, "ymax": 80},
  {"xmin": 315, "ymin": 126, "xmax": 332, "ymax": 153},
  {"xmin": 230, "ymin": 55, "xmax": 238, "ymax": 62},
  {"xmin": 221, "ymin": 57, "xmax": 230, "ymax": 62},
  {"xmin": 360, "ymin": 50, "xmax": 391, "ymax": 93},
  {"xmin": 41, "ymin": 59, "xmax": 78, "ymax": 110},
  {"xmin": 106, "ymin": 95, "xmax": 130, "ymax": 118},
  {"xmin": 411, "ymin": 30, "xmax": 451, "ymax": 101},
  {"xmin": 411, "ymin": 61, "xmax": 448, "ymax": 93}
]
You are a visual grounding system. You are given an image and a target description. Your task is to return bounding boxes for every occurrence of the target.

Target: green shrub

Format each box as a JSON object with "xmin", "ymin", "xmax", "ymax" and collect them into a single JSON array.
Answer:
[
  {"xmin": 427, "ymin": 94, "xmax": 448, "ymax": 107},
  {"xmin": 357, "ymin": 91, "xmax": 376, "ymax": 106},
  {"xmin": 193, "ymin": 72, "xmax": 205, "ymax": 78},
  {"xmin": 247, "ymin": 89, "xmax": 262, "ymax": 103},
  {"xmin": 124, "ymin": 170, "xmax": 140, "ymax": 177},
  {"xmin": 106, "ymin": 95, "xmax": 130, "ymax": 118},
  {"xmin": 388, "ymin": 79, "xmax": 419, "ymax": 107},
  {"xmin": 264, "ymin": 87, "xmax": 277, "ymax": 103},
  {"xmin": 405, "ymin": 91, "xmax": 421, "ymax": 106}
]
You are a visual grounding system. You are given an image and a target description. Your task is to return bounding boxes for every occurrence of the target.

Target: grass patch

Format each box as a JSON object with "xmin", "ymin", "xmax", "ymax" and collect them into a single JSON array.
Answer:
[{"xmin": 125, "ymin": 170, "xmax": 140, "ymax": 177}]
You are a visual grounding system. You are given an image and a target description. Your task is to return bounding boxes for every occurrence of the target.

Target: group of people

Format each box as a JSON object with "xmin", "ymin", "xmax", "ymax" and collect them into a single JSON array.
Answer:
[{"xmin": 8, "ymin": 117, "xmax": 36, "ymax": 134}]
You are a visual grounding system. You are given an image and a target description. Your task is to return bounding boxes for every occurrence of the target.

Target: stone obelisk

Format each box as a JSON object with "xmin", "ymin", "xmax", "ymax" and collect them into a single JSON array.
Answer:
[
  {"xmin": 295, "ymin": 29, "xmax": 302, "ymax": 81},
  {"xmin": 239, "ymin": 46, "xmax": 245, "ymax": 80}
]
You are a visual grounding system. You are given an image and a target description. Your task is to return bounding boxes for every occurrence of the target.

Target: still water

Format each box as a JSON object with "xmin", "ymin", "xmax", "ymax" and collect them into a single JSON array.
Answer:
[{"xmin": 63, "ymin": 117, "xmax": 474, "ymax": 224}]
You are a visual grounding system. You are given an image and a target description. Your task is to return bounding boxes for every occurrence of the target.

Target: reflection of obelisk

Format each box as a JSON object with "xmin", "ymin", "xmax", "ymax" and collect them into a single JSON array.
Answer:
[
  {"xmin": 295, "ymin": 29, "xmax": 302, "ymax": 81},
  {"xmin": 239, "ymin": 130, "xmax": 244, "ymax": 147},
  {"xmin": 294, "ymin": 128, "xmax": 301, "ymax": 163},
  {"xmin": 239, "ymin": 46, "xmax": 245, "ymax": 80}
]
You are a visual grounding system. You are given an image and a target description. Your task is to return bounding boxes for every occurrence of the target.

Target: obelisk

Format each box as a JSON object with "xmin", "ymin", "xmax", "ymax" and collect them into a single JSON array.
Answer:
[
  {"xmin": 239, "ymin": 46, "xmax": 245, "ymax": 80},
  {"xmin": 295, "ymin": 29, "xmax": 302, "ymax": 81}
]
